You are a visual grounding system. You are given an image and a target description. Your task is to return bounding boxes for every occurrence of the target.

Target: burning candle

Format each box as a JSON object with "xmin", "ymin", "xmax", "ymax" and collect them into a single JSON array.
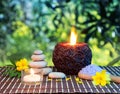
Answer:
[
  {"xmin": 52, "ymin": 26, "xmax": 92, "ymax": 75},
  {"xmin": 23, "ymin": 68, "xmax": 40, "ymax": 82},
  {"xmin": 22, "ymin": 68, "xmax": 43, "ymax": 85}
]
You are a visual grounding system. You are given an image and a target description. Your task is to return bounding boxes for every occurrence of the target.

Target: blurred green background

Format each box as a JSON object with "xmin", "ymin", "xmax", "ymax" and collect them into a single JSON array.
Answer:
[{"xmin": 0, "ymin": 0, "xmax": 120, "ymax": 67}]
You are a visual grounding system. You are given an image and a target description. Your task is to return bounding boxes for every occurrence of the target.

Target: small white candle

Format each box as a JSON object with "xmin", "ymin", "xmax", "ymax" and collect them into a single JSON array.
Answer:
[{"xmin": 23, "ymin": 68, "xmax": 41, "ymax": 82}]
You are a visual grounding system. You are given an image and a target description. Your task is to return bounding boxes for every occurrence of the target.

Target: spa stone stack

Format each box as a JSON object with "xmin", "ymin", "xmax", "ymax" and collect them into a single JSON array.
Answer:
[
  {"xmin": 29, "ymin": 50, "xmax": 66, "ymax": 78},
  {"xmin": 29, "ymin": 50, "xmax": 52, "ymax": 75}
]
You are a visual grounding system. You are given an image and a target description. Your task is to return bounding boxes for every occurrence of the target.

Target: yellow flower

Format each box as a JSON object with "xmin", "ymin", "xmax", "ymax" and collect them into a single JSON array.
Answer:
[
  {"xmin": 16, "ymin": 67, "xmax": 21, "ymax": 71},
  {"xmin": 75, "ymin": 77, "xmax": 79, "ymax": 81},
  {"xmin": 16, "ymin": 58, "xmax": 29, "ymax": 71},
  {"xmin": 66, "ymin": 78, "xmax": 71, "ymax": 81},
  {"xmin": 22, "ymin": 66, "xmax": 28, "ymax": 70},
  {"xmin": 48, "ymin": 78, "xmax": 52, "ymax": 81},
  {"xmin": 21, "ymin": 58, "xmax": 28, "ymax": 66},
  {"xmin": 75, "ymin": 77, "xmax": 82, "ymax": 84},
  {"xmin": 56, "ymin": 79, "xmax": 61, "ymax": 81},
  {"xmin": 92, "ymin": 70, "xmax": 111, "ymax": 86},
  {"xmin": 16, "ymin": 61, "xmax": 22, "ymax": 67}
]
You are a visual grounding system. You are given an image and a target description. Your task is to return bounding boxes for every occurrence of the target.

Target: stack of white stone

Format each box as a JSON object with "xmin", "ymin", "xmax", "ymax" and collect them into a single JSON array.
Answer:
[
  {"xmin": 29, "ymin": 50, "xmax": 66, "ymax": 78},
  {"xmin": 29, "ymin": 50, "xmax": 52, "ymax": 75}
]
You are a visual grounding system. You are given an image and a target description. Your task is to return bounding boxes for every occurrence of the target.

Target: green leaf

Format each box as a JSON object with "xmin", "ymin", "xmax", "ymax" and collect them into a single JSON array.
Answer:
[{"xmin": 3, "ymin": 66, "xmax": 21, "ymax": 78}]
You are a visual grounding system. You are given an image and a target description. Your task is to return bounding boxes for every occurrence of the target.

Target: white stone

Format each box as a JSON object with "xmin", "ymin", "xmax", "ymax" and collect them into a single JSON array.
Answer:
[
  {"xmin": 29, "ymin": 61, "xmax": 47, "ymax": 68},
  {"xmin": 48, "ymin": 72, "xmax": 66, "ymax": 78},
  {"xmin": 34, "ymin": 50, "xmax": 43, "ymax": 55},
  {"xmin": 32, "ymin": 68, "xmax": 52, "ymax": 75},
  {"xmin": 31, "ymin": 54, "xmax": 45, "ymax": 61}
]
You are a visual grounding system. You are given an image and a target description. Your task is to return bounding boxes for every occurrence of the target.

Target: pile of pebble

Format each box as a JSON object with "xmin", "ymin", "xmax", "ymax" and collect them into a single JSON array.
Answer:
[
  {"xmin": 78, "ymin": 64, "xmax": 110, "ymax": 76},
  {"xmin": 29, "ymin": 50, "xmax": 66, "ymax": 78},
  {"xmin": 29, "ymin": 50, "xmax": 52, "ymax": 75}
]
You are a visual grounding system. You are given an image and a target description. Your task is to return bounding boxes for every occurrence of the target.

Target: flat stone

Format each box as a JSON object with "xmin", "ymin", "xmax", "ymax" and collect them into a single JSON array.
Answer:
[
  {"xmin": 31, "ymin": 54, "xmax": 45, "ymax": 61},
  {"xmin": 33, "ymin": 50, "xmax": 43, "ymax": 55},
  {"xmin": 48, "ymin": 72, "xmax": 66, "ymax": 78},
  {"xmin": 32, "ymin": 68, "xmax": 52, "ymax": 75},
  {"xmin": 29, "ymin": 61, "xmax": 47, "ymax": 68}
]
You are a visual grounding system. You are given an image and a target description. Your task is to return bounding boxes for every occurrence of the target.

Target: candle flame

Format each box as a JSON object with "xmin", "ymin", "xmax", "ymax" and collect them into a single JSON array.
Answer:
[
  {"xmin": 70, "ymin": 27, "xmax": 77, "ymax": 45},
  {"xmin": 30, "ymin": 68, "xmax": 34, "ymax": 75}
]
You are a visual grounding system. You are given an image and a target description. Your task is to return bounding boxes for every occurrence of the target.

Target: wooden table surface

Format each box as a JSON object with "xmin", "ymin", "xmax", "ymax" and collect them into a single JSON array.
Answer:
[{"xmin": 0, "ymin": 66, "xmax": 120, "ymax": 93}]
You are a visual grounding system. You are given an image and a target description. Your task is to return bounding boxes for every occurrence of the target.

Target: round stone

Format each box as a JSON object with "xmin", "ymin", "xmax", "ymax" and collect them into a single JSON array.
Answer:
[
  {"xmin": 29, "ymin": 61, "xmax": 47, "ymax": 68},
  {"xmin": 32, "ymin": 68, "xmax": 52, "ymax": 75},
  {"xmin": 48, "ymin": 72, "xmax": 66, "ymax": 78},
  {"xmin": 31, "ymin": 54, "xmax": 45, "ymax": 61},
  {"xmin": 34, "ymin": 50, "xmax": 43, "ymax": 55},
  {"xmin": 78, "ymin": 64, "xmax": 110, "ymax": 76}
]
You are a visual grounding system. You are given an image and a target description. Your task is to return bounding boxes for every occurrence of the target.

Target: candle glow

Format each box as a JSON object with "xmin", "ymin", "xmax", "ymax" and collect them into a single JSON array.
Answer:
[
  {"xmin": 22, "ymin": 68, "xmax": 41, "ymax": 83},
  {"xmin": 70, "ymin": 27, "xmax": 77, "ymax": 45}
]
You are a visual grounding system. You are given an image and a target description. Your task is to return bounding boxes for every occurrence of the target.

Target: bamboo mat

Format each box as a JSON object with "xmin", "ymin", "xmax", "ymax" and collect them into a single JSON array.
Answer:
[{"xmin": 0, "ymin": 66, "xmax": 120, "ymax": 93}]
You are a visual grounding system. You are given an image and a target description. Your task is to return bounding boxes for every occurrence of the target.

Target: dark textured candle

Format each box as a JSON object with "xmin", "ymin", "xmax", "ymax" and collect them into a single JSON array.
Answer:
[{"xmin": 52, "ymin": 42, "xmax": 92, "ymax": 75}]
